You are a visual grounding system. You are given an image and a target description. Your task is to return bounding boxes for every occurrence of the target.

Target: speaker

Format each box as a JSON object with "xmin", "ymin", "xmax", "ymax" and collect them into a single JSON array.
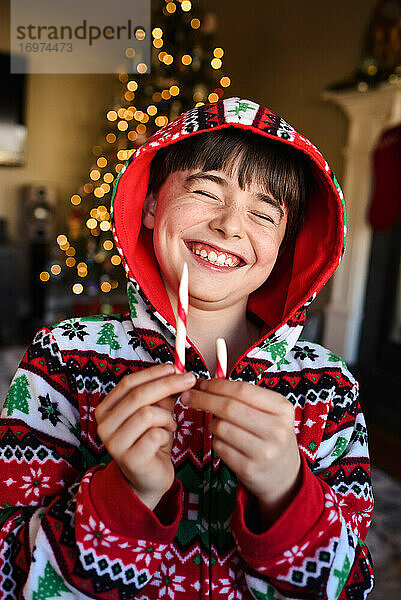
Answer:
[{"xmin": 19, "ymin": 184, "xmax": 57, "ymax": 243}]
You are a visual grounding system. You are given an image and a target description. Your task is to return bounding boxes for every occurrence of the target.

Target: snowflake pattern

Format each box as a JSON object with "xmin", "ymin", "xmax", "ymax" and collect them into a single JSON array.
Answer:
[
  {"xmin": 324, "ymin": 491, "xmax": 340, "ymax": 525},
  {"xmin": 131, "ymin": 540, "xmax": 167, "ymax": 567},
  {"xmin": 276, "ymin": 541, "xmax": 310, "ymax": 566},
  {"xmin": 20, "ymin": 467, "xmax": 51, "ymax": 499},
  {"xmin": 37, "ymin": 393, "xmax": 62, "ymax": 426},
  {"xmin": 127, "ymin": 328, "xmax": 142, "ymax": 350},
  {"xmin": 150, "ymin": 552, "xmax": 185, "ymax": 599},
  {"xmin": 293, "ymin": 345, "xmax": 319, "ymax": 361},
  {"xmin": 81, "ymin": 516, "xmax": 118, "ymax": 548},
  {"xmin": 58, "ymin": 321, "xmax": 89, "ymax": 341}
]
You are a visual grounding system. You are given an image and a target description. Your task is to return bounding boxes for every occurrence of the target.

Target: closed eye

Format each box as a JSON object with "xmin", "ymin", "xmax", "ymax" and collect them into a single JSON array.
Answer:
[
  {"xmin": 194, "ymin": 190, "xmax": 218, "ymax": 200},
  {"xmin": 251, "ymin": 212, "xmax": 274, "ymax": 223}
]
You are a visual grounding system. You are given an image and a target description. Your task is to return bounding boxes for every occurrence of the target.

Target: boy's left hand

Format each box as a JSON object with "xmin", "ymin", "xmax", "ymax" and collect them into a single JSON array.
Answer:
[{"xmin": 181, "ymin": 379, "xmax": 302, "ymax": 526}]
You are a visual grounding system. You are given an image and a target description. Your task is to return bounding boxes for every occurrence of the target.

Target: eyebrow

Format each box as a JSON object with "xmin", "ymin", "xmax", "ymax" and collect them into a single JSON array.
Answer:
[{"xmin": 185, "ymin": 172, "xmax": 284, "ymax": 220}]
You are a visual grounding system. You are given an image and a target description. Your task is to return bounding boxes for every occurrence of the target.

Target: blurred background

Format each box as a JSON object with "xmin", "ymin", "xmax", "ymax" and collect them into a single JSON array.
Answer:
[{"xmin": 0, "ymin": 1, "xmax": 400, "ymax": 597}]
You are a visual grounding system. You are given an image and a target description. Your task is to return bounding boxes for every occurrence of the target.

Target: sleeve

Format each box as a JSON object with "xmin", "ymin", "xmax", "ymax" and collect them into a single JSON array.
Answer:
[
  {"xmin": 0, "ymin": 326, "xmax": 183, "ymax": 599},
  {"xmin": 230, "ymin": 374, "xmax": 375, "ymax": 600}
]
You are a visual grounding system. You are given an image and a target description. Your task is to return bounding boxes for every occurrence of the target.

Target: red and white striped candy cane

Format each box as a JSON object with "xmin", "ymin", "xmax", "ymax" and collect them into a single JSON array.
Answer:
[
  {"xmin": 174, "ymin": 262, "xmax": 188, "ymax": 373},
  {"xmin": 215, "ymin": 338, "xmax": 227, "ymax": 379}
]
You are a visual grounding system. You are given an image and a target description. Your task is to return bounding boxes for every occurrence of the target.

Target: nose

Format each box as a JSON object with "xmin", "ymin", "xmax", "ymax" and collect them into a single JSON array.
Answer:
[{"xmin": 209, "ymin": 206, "xmax": 244, "ymax": 239}]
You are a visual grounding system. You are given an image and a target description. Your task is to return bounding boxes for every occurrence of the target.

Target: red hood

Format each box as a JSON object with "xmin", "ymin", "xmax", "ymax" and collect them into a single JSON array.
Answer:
[{"xmin": 110, "ymin": 97, "xmax": 346, "ymax": 340}]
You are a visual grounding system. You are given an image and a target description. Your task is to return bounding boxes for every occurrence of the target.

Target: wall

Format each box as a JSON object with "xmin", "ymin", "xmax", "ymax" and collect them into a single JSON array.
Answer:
[{"xmin": 0, "ymin": 0, "xmax": 118, "ymax": 240}]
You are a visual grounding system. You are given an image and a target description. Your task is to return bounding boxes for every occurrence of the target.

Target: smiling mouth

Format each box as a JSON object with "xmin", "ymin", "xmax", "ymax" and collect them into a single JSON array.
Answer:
[{"xmin": 185, "ymin": 241, "xmax": 245, "ymax": 268}]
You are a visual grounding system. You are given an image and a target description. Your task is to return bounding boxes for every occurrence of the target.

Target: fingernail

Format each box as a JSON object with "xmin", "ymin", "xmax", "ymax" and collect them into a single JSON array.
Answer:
[
  {"xmin": 163, "ymin": 363, "xmax": 175, "ymax": 373},
  {"xmin": 181, "ymin": 391, "xmax": 190, "ymax": 403},
  {"xmin": 183, "ymin": 372, "xmax": 195, "ymax": 383}
]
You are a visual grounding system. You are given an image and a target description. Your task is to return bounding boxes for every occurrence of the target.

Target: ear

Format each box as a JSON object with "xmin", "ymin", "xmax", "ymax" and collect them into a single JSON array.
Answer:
[{"xmin": 142, "ymin": 192, "xmax": 157, "ymax": 229}]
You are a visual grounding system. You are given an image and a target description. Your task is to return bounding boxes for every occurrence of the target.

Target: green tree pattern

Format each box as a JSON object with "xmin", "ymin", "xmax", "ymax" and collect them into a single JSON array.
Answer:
[
  {"xmin": 32, "ymin": 561, "xmax": 70, "ymax": 600},
  {"xmin": 96, "ymin": 322, "xmax": 122, "ymax": 351},
  {"xmin": 3, "ymin": 374, "xmax": 31, "ymax": 416}
]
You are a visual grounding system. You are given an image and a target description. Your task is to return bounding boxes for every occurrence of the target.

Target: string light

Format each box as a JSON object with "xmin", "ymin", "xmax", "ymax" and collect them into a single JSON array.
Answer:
[
  {"xmin": 111, "ymin": 254, "xmax": 122, "ymax": 265},
  {"xmin": 86, "ymin": 218, "xmax": 97, "ymax": 229},
  {"xmin": 101, "ymin": 282, "xmax": 112, "ymax": 293},
  {"xmin": 220, "ymin": 76, "xmax": 231, "ymax": 87},
  {"xmin": 208, "ymin": 92, "xmax": 219, "ymax": 102},
  {"xmin": 106, "ymin": 133, "xmax": 116, "ymax": 143},
  {"xmin": 125, "ymin": 48, "xmax": 136, "ymax": 58},
  {"xmin": 97, "ymin": 157, "xmax": 107, "ymax": 167},
  {"xmin": 40, "ymin": 271, "xmax": 50, "ymax": 282},
  {"xmin": 72, "ymin": 283, "xmax": 83, "ymax": 294},
  {"xmin": 181, "ymin": 1, "xmax": 191, "ymax": 11},
  {"xmin": 103, "ymin": 172, "xmax": 114, "ymax": 183},
  {"xmin": 147, "ymin": 105, "xmax": 157, "ymax": 115},
  {"xmin": 107, "ymin": 110, "xmax": 117, "ymax": 121},
  {"xmin": 166, "ymin": 2, "xmax": 176, "ymax": 13},
  {"xmin": 169, "ymin": 85, "xmax": 180, "ymax": 96},
  {"xmin": 90, "ymin": 169, "xmax": 101, "ymax": 181},
  {"xmin": 153, "ymin": 38, "xmax": 163, "ymax": 48},
  {"xmin": 182, "ymin": 54, "xmax": 192, "ymax": 65},
  {"xmin": 57, "ymin": 234, "xmax": 67, "ymax": 245},
  {"xmin": 190, "ymin": 18, "xmax": 200, "ymax": 29},
  {"xmin": 84, "ymin": 183, "xmax": 93, "ymax": 193},
  {"xmin": 51, "ymin": 264, "xmax": 62, "ymax": 276},
  {"xmin": 103, "ymin": 240, "xmax": 114, "ymax": 250},
  {"xmin": 124, "ymin": 91, "xmax": 135, "ymax": 101},
  {"xmin": 66, "ymin": 247, "xmax": 76, "ymax": 256},
  {"xmin": 152, "ymin": 27, "xmax": 163, "ymax": 38},
  {"xmin": 211, "ymin": 58, "xmax": 222, "ymax": 69},
  {"xmin": 66, "ymin": 257, "xmax": 76, "ymax": 267},
  {"xmin": 100, "ymin": 221, "xmax": 111, "ymax": 231},
  {"xmin": 135, "ymin": 27, "xmax": 146, "ymax": 40},
  {"xmin": 213, "ymin": 47, "xmax": 224, "ymax": 58},
  {"xmin": 70, "ymin": 194, "xmax": 81, "ymax": 205},
  {"xmin": 137, "ymin": 63, "xmax": 148, "ymax": 74},
  {"xmin": 117, "ymin": 120, "xmax": 128, "ymax": 131}
]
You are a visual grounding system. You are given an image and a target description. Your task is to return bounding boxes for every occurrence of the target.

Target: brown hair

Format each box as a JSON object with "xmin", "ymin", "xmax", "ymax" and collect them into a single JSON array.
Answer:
[{"xmin": 147, "ymin": 126, "xmax": 310, "ymax": 245}]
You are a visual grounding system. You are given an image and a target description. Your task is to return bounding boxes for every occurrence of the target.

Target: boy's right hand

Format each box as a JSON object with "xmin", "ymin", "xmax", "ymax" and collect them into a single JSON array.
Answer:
[{"xmin": 95, "ymin": 363, "xmax": 196, "ymax": 511}]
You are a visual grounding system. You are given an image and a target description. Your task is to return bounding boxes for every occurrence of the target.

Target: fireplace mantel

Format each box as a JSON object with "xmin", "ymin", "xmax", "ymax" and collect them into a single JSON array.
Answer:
[{"xmin": 321, "ymin": 80, "xmax": 401, "ymax": 364}]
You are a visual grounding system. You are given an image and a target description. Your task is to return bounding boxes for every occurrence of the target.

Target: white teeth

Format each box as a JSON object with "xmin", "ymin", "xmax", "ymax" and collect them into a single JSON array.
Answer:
[{"xmin": 190, "ymin": 243, "xmax": 239, "ymax": 267}]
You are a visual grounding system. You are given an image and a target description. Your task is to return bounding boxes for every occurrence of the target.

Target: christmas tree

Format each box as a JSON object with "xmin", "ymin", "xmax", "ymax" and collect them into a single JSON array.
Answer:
[
  {"xmin": 44, "ymin": 0, "xmax": 232, "ymax": 322},
  {"xmin": 3, "ymin": 374, "xmax": 31, "ymax": 417}
]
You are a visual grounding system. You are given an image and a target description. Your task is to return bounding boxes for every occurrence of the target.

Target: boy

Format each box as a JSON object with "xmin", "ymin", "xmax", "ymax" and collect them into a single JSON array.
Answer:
[{"xmin": 0, "ymin": 97, "xmax": 374, "ymax": 599}]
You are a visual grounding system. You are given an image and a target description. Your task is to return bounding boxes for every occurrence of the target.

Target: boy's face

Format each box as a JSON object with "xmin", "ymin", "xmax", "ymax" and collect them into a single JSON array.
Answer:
[{"xmin": 143, "ymin": 166, "xmax": 288, "ymax": 311}]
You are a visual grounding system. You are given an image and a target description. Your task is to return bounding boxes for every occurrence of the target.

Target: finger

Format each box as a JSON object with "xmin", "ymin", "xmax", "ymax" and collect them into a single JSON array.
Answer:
[
  {"xmin": 124, "ymin": 427, "xmax": 172, "ymax": 473},
  {"xmin": 98, "ymin": 372, "xmax": 195, "ymax": 439},
  {"xmin": 185, "ymin": 389, "xmax": 275, "ymax": 439},
  {"xmin": 96, "ymin": 363, "xmax": 175, "ymax": 419},
  {"xmin": 104, "ymin": 404, "xmax": 176, "ymax": 457},
  {"xmin": 97, "ymin": 370, "xmax": 195, "ymax": 434},
  {"xmin": 209, "ymin": 417, "xmax": 265, "ymax": 459},
  {"xmin": 197, "ymin": 379, "xmax": 290, "ymax": 415},
  {"xmin": 212, "ymin": 435, "xmax": 250, "ymax": 477}
]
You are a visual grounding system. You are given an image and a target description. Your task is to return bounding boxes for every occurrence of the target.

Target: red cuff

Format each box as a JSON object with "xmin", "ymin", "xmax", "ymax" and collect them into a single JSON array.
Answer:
[
  {"xmin": 230, "ymin": 452, "xmax": 325, "ymax": 562},
  {"xmin": 89, "ymin": 461, "xmax": 183, "ymax": 543}
]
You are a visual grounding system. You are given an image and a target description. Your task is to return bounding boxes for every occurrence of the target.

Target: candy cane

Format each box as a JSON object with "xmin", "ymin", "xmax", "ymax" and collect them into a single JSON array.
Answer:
[
  {"xmin": 215, "ymin": 338, "xmax": 227, "ymax": 379},
  {"xmin": 174, "ymin": 262, "xmax": 188, "ymax": 373}
]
